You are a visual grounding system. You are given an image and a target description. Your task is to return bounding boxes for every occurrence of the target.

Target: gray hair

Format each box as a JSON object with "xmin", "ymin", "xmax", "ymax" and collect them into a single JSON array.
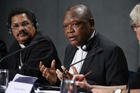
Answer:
[{"xmin": 130, "ymin": 3, "xmax": 140, "ymax": 24}]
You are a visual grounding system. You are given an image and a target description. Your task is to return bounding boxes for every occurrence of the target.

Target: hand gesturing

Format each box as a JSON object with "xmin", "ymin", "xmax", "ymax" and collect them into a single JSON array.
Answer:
[
  {"xmin": 56, "ymin": 66, "xmax": 78, "ymax": 80},
  {"xmin": 39, "ymin": 60, "xmax": 57, "ymax": 85}
]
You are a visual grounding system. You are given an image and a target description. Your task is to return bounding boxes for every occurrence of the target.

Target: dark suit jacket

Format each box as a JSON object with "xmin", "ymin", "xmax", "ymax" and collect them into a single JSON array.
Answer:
[
  {"xmin": 130, "ymin": 67, "xmax": 140, "ymax": 89},
  {"xmin": 0, "ymin": 40, "xmax": 7, "ymax": 59},
  {"xmin": 64, "ymin": 33, "xmax": 128, "ymax": 86},
  {"xmin": 0, "ymin": 32, "xmax": 61, "ymax": 85}
]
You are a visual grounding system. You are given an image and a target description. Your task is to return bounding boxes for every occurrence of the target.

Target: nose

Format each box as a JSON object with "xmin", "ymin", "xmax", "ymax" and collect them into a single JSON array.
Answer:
[
  {"xmin": 67, "ymin": 25, "xmax": 75, "ymax": 33},
  {"xmin": 133, "ymin": 27, "xmax": 137, "ymax": 32},
  {"xmin": 18, "ymin": 25, "xmax": 25, "ymax": 31}
]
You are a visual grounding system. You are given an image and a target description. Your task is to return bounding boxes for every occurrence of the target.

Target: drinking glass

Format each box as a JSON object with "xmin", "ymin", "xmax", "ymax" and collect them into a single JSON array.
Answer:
[
  {"xmin": 63, "ymin": 79, "xmax": 77, "ymax": 93},
  {"xmin": 0, "ymin": 69, "xmax": 9, "ymax": 93}
]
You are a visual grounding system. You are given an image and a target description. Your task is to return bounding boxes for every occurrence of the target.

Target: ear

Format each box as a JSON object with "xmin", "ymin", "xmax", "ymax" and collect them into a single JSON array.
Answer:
[
  {"xmin": 89, "ymin": 18, "xmax": 94, "ymax": 27},
  {"xmin": 89, "ymin": 18, "xmax": 95, "ymax": 30}
]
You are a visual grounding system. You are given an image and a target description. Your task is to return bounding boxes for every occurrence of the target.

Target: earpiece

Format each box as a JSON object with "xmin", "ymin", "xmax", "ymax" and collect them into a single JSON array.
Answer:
[
  {"xmin": 81, "ymin": 34, "xmax": 95, "ymax": 51},
  {"xmin": 81, "ymin": 45, "xmax": 87, "ymax": 51},
  {"xmin": 8, "ymin": 29, "xmax": 12, "ymax": 34},
  {"xmin": 32, "ymin": 13, "xmax": 39, "ymax": 29},
  {"xmin": 7, "ymin": 22, "xmax": 12, "ymax": 35}
]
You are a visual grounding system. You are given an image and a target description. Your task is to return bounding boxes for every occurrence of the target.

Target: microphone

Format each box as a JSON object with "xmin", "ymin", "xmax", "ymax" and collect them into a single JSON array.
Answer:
[
  {"xmin": 0, "ymin": 39, "xmax": 46, "ymax": 64},
  {"xmin": 70, "ymin": 47, "xmax": 103, "ymax": 67},
  {"xmin": 60, "ymin": 47, "xmax": 103, "ymax": 93}
]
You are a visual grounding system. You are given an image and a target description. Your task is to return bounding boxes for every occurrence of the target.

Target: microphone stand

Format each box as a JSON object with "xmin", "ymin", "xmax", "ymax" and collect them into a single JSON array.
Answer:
[
  {"xmin": 0, "ymin": 39, "xmax": 45, "ymax": 63},
  {"xmin": 127, "ymin": 81, "xmax": 130, "ymax": 93},
  {"xmin": 60, "ymin": 70, "xmax": 65, "ymax": 93},
  {"xmin": 0, "ymin": 48, "xmax": 24, "ymax": 63}
]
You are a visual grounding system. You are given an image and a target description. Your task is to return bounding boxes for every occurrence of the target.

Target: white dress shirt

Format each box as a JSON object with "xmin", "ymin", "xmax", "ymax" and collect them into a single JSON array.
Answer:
[{"xmin": 69, "ymin": 31, "xmax": 95, "ymax": 74}]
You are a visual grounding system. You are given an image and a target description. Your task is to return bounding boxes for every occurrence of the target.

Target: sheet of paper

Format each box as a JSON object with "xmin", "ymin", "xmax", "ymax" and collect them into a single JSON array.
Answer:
[
  {"xmin": 12, "ymin": 74, "xmax": 38, "ymax": 84},
  {"xmin": 6, "ymin": 81, "xmax": 33, "ymax": 93},
  {"xmin": 35, "ymin": 90, "xmax": 60, "ymax": 93}
]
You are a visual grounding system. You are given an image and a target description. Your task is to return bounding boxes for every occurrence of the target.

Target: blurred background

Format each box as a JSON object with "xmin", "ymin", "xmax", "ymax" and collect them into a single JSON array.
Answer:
[{"xmin": 0, "ymin": 0, "xmax": 139, "ymax": 71}]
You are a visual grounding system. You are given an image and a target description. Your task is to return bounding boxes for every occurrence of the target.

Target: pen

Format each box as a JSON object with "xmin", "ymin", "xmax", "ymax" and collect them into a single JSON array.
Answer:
[{"xmin": 78, "ymin": 71, "xmax": 92, "ymax": 81}]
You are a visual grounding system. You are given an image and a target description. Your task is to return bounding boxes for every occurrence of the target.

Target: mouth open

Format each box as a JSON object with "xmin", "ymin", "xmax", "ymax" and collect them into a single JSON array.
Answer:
[
  {"xmin": 68, "ymin": 36, "xmax": 77, "ymax": 41},
  {"xmin": 18, "ymin": 33, "xmax": 27, "ymax": 37}
]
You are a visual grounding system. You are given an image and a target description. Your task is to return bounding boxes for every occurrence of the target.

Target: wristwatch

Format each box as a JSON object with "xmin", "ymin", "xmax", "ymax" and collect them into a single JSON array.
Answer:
[{"xmin": 113, "ymin": 88, "xmax": 122, "ymax": 93}]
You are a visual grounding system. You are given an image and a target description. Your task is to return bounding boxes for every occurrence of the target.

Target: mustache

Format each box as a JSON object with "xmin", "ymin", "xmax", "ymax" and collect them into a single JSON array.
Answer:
[{"xmin": 17, "ymin": 30, "xmax": 29, "ymax": 37}]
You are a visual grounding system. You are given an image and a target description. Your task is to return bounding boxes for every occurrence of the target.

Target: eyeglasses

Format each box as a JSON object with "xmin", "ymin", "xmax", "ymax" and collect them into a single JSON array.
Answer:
[
  {"xmin": 11, "ymin": 21, "xmax": 32, "ymax": 30},
  {"xmin": 131, "ymin": 24, "xmax": 140, "ymax": 30}
]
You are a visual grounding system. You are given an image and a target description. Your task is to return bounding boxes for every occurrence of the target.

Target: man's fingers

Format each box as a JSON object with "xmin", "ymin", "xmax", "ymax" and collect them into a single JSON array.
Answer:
[
  {"xmin": 61, "ymin": 66, "xmax": 67, "ymax": 71},
  {"xmin": 61, "ymin": 66, "xmax": 73, "ymax": 79},
  {"xmin": 42, "ymin": 68, "xmax": 47, "ymax": 76},
  {"xmin": 45, "ymin": 72, "xmax": 50, "ymax": 81},
  {"xmin": 56, "ymin": 69, "xmax": 62, "ymax": 80},
  {"xmin": 71, "ymin": 66, "xmax": 78, "ymax": 74},
  {"xmin": 39, "ymin": 61, "xmax": 43, "ymax": 68},
  {"xmin": 42, "ymin": 68, "xmax": 50, "ymax": 80},
  {"xmin": 66, "ymin": 72, "xmax": 73, "ymax": 79},
  {"xmin": 76, "ymin": 81, "xmax": 81, "ymax": 86},
  {"xmin": 51, "ymin": 60, "xmax": 55, "ymax": 70},
  {"xmin": 61, "ymin": 66, "xmax": 69, "ymax": 74},
  {"xmin": 76, "ymin": 81, "xmax": 85, "ymax": 88},
  {"xmin": 40, "ymin": 64, "xmax": 45, "ymax": 72}
]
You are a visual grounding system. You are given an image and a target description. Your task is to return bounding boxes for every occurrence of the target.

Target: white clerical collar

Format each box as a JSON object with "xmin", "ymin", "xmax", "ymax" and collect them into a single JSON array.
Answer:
[{"xmin": 19, "ymin": 44, "xmax": 26, "ymax": 49}]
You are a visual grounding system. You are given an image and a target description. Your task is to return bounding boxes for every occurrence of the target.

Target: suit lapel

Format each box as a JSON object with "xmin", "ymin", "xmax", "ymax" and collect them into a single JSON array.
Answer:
[
  {"xmin": 9, "ymin": 41, "xmax": 21, "ymax": 69},
  {"xmin": 64, "ymin": 46, "xmax": 78, "ymax": 70},
  {"xmin": 20, "ymin": 32, "xmax": 41, "ymax": 64},
  {"xmin": 80, "ymin": 47, "xmax": 103, "ymax": 74},
  {"xmin": 80, "ymin": 33, "xmax": 103, "ymax": 74}
]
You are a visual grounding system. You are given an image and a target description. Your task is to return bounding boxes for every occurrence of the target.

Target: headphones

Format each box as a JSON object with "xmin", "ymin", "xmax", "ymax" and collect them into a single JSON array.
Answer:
[
  {"xmin": 81, "ymin": 45, "xmax": 87, "ymax": 51},
  {"xmin": 7, "ymin": 23, "xmax": 12, "ymax": 34},
  {"xmin": 7, "ymin": 8, "xmax": 39, "ymax": 34},
  {"xmin": 81, "ymin": 31, "xmax": 96, "ymax": 51},
  {"xmin": 81, "ymin": 41, "xmax": 92, "ymax": 51}
]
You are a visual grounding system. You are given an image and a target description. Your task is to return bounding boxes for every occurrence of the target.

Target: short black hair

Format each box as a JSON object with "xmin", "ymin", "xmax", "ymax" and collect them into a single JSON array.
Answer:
[
  {"xmin": 66, "ymin": 4, "xmax": 93, "ymax": 21},
  {"xmin": 8, "ymin": 8, "xmax": 37, "ymax": 29}
]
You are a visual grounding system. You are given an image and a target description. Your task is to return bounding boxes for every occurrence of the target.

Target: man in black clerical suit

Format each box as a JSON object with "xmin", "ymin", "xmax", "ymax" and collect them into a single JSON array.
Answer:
[
  {"xmin": 0, "ymin": 40, "xmax": 7, "ymax": 59},
  {"xmin": 0, "ymin": 8, "xmax": 61, "ymax": 85},
  {"xmin": 129, "ymin": 3, "xmax": 140, "ymax": 89},
  {"xmin": 40, "ymin": 4, "xmax": 128, "ymax": 86},
  {"xmin": 69, "ymin": 3, "xmax": 140, "ymax": 92}
]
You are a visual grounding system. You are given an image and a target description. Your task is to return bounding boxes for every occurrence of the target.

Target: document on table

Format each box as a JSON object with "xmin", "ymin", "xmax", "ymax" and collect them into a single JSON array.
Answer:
[
  {"xmin": 35, "ymin": 90, "xmax": 60, "ymax": 93},
  {"xmin": 6, "ymin": 81, "xmax": 33, "ymax": 93},
  {"xmin": 12, "ymin": 74, "xmax": 38, "ymax": 84},
  {"xmin": 6, "ymin": 74, "xmax": 38, "ymax": 93}
]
